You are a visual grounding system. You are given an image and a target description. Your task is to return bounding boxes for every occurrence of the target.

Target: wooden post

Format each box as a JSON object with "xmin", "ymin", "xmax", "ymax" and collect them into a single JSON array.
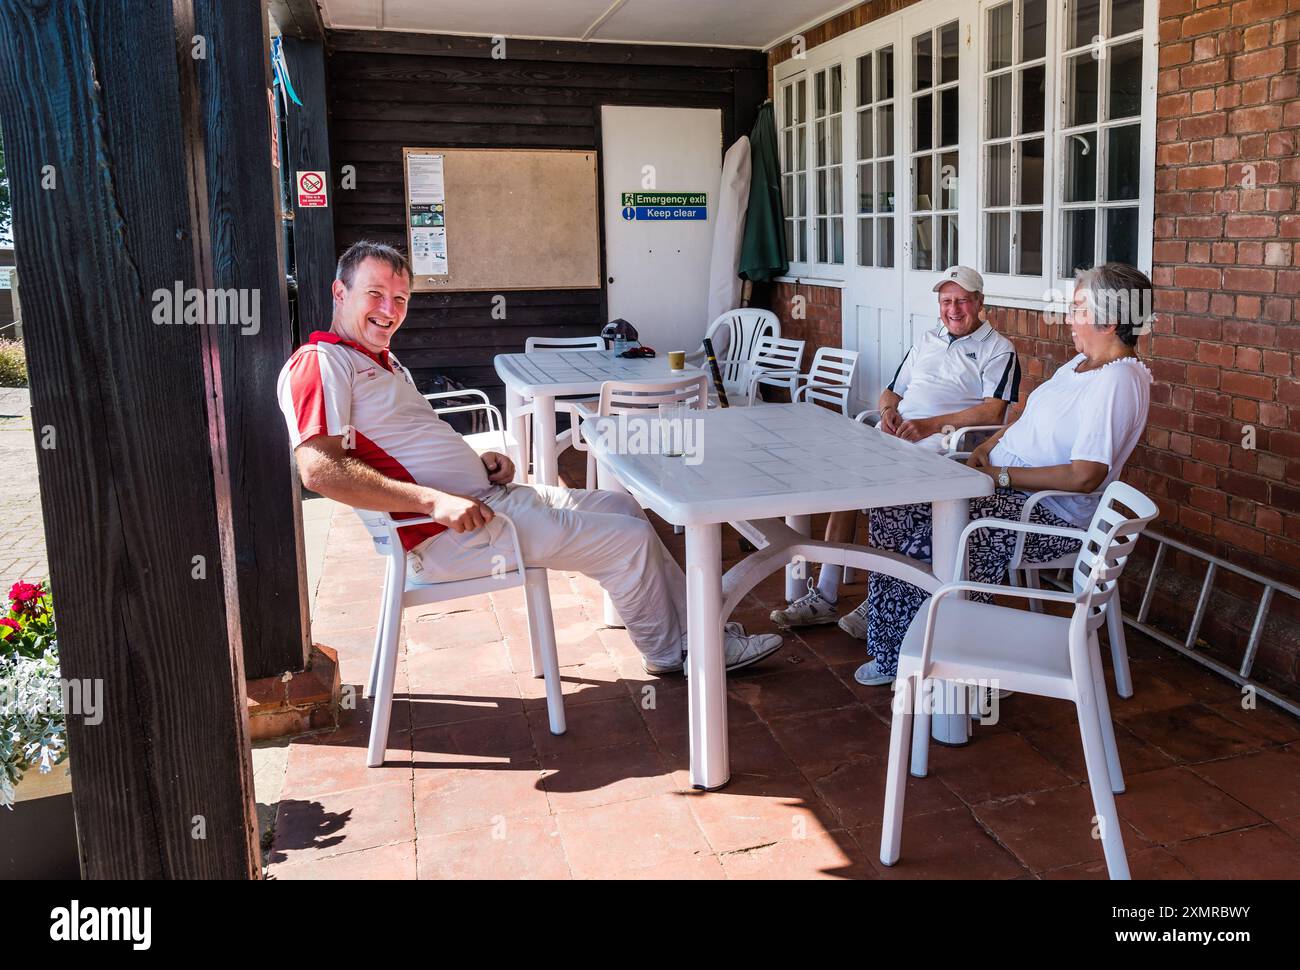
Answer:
[
  {"xmin": 195, "ymin": 0, "xmax": 311, "ymax": 679},
  {"xmin": 280, "ymin": 36, "xmax": 337, "ymax": 340},
  {"xmin": 0, "ymin": 0, "xmax": 259, "ymax": 877}
]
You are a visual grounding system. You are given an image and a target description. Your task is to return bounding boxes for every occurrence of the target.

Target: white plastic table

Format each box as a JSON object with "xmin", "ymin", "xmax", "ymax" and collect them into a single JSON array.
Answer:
[
  {"xmin": 584, "ymin": 402, "xmax": 995, "ymax": 790},
  {"xmin": 494, "ymin": 350, "xmax": 707, "ymax": 486}
]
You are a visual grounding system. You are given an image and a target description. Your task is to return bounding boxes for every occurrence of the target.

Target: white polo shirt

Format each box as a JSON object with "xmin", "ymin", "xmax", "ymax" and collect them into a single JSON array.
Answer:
[
  {"xmin": 277, "ymin": 331, "xmax": 490, "ymax": 551},
  {"xmin": 889, "ymin": 321, "xmax": 1020, "ymax": 425}
]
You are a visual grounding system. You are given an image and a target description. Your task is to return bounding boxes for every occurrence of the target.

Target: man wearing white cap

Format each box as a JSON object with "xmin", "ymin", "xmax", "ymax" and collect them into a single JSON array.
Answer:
[{"xmin": 770, "ymin": 266, "xmax": 1019, "ymax": 662}]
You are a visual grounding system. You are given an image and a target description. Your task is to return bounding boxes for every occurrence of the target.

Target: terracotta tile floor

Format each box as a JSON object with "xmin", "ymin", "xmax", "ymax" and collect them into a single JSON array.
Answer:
[{"xmin": 264, "ymin": 463, "xmax": 1300, "ymax": 880}]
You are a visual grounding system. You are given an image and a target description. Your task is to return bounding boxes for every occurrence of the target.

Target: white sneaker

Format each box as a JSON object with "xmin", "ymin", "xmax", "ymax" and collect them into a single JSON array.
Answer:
[
  {"xmin": 853, "ymin": 659, "xmax": 894, "ymax": 686},
  {"xmin": 769, "ymin": 580, "xmax": 839, "ymax": 629},
  {"xmin": 643, "ymin": 624, "xmax": 783, "ymax": 676},
  {"xmin": 837, "ymin": 600, "xmax": 870, "ymax": 639}
]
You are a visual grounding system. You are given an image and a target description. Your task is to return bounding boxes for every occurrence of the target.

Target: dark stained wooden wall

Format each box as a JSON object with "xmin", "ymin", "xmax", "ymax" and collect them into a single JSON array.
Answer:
[{"xmin": 323, "ymin": 32, "xmax": 767, "ymax": 402}]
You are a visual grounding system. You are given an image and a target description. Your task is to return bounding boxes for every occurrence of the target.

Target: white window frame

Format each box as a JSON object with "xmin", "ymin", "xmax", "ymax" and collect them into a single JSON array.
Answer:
[
  {"xmin": 776, "ymin": 73, "xmax": 811, "ymax": 267},
  {"xmin": 853, "ymin": 43, "xmax": 900, "ymax": 270},
  {"xmin": 812, "ymin": 63, "xmax": 847, "ymax": 267},
  {"xmin": 771, "ymin": 0, "xmax": 1156, "ymax": 308},
  {"xmin": 978, "ymin": 0, "xmax": 1053, "ymax": 296}
]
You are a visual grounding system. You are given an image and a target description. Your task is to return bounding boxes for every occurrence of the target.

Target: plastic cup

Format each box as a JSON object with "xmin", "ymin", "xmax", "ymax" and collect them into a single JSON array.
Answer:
[{"xmin": 668, "ymin": 350, "xmax": 686, "ymax": 371}]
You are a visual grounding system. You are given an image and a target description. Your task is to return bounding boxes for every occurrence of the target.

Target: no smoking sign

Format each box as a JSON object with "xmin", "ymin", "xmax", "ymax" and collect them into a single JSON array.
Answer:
[{"xmin": 296, "ymin": 170, "xmax": 328, "ymax": 208}]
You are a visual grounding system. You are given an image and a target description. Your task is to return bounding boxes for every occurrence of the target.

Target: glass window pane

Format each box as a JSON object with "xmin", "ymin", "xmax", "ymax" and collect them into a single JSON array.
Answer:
[
  {"xmin": 783, "ymin": 130, "xmax": 793, "ymax": 170},
  {"xmin": 1017, "ymin": 210, "xmax": 1043, "ymax": 275},
  {"xmin": 989, "ymin": 73, "xmax": 1012, "ymax": 139},
  {"xmin": 987, "ymin": 143, "xmax": 1012, "ymax": 206},
  {"xmin": 784, "ymin": 220, "xmax": 794, "ymax": 259},
  {"xmin": 914, "ymin": 216, "xmax": 934, "ymax": 270},
  {"xmin": 1106, "ymin": 207, "xmax": 1139, "ymax": 265},
  {"xmin": 915, "ymin": 155, "xmax": 934, "ymax": 211},
  {"xmin": 914, "ymin": 93, "xmax": 933, "ymax": 151},
  {"xmin": 879, "ymin": 217, "xmax": 895, "ymax": 267},
  {"xmin": 815, "ymin": 71, "xmax": 827, "ymax": 117},
  {"xmin": 1070, "ymin": 0, "xmax": 1102, "ymax": 50},
  {"xmin": 1020, "ymin": 64, "xmax": 1046, "ymax": 133},
  {"xmin": 1108, "ymin": 40, "xmax": 1143, "ymax": 119},
  {"xmin": 796, "ymin": 79, "xmax": 806, "ymax": 123},
  {"xmin": 1064, "ymin": 130, "xmax": 1097, "ymax": 202},
  {"xmin": 829, "ymin": 165, "xmax": 843, "ymax": 215},
  {"xmin": 940, "ymin": 22, "xmax": 959, "ymax": 84},
  {"xmin": 914, "ymin": 32, "xmax": 933, "ymax": 91},
  {"xmin": 797, "ymin": 127, "xmax": 807, "ymax": 170},
  {"xmin": 859, "ymin": 217, "xmax": 874, "ymax": 265},
  {"xmin": 783, "ymin": 87, "xmax": 793, "ymax": 127},
  {"xmin": 878, "ymin": 102, "xmax": 895, "ymax": 156},
  {"xmin": 1107, "ymin": 124, "xmax": 1141, "ymax": 200},
  {"xmin": 817, "ymin": 168, "xmax": 827, "ymax": 214},
  {"xmin": 1112, "ymin": 0, "xmax": 1144, "ymax": 36},
  {"xmin": 878, "ymin": 46, "xmax": 895, "ymax": 100},
  {"xmin": 939, "ymin": 150, "xmax": 959, "ymax": 209},
  {"xmin": 1064, "ymin": 208, "xmax": 1096, "ymax": 273},
  {"xmin": 1067, "ymin": 54, "xmax": 1099, "ymax": 127},
  {"xmin": 1018, "ymin": 138, "xmax": 1045, "ymax": 205},
  {"xmin": 988, "ymin": 3, "xmax": 1013, "ymax": 71},
  {"xmin": 859, "ymin": 162, "xmax": 874, "ymax": 213},
  {"xmin": 797, "ymin": 172, "xmax": 807, "ymax": 216},
  {"xmin": 832, "ymin": 218, "xmax": 844, "ymax": 263},
  {"xmin": 858, "ymin": 110, "xmax": 873, "ymax": 160},
  {"xmin": 939, "ymin": 87, "xmax": 959, "ymax": 147},
  {"xmin": 782, "ymin": 174, "xmax": 791, "ymax": 211},
  {"xmin": 797, "ymin": 220, "xmax": 807, "ymax": 262},
  {"xmin": 986, "ymin": 212, "xmax": 1011, "ymax": 274},
  {"xmin": 816, "ymin": 119, "xmax": 826, "ymax": 166},
  {"xmin": 1022, "ymin": 0, "xmax": 1047, "ymax": 61},
  {"xmin": 829, "ymin": 115, "xmax": 842, "ymax": 166},
  {"xmin": 939, "ymin": 214, "xmax": 958, "ymax": 268},
  {"xmin": 830, "ymin": 64, "xmax": 843, "ymax": 114},
  {"xmin": 878, "ymin": 160, "xmax": 895, "ymax": 212},
  {"xmin": 858, "ymin": 54, "xmax": 873, "ymax": 105}
]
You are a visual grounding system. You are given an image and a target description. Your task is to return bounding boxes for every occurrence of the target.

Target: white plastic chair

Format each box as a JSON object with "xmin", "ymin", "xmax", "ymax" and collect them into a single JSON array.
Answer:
[
  {"xmin": 737, "ymin": 336, "xmax": 806, "ymax": 405},
  {"xmin": 754, "ymin": 346, "xmax": 858, "ymax": 415},
  {"xmin": 423, "ymin": 388, "xmax": 512, "ymax": 456},
  {"xmin": 356, "ymin": 508, "xmax": 566, "ymax": 767},
  {"xmin": 879, "ymin": 480, "xmax": 1159, "ymax": 880},
  {"xmin": 512, "ymin": 335, "xmax": 606, "ymax": 475},
  {"xmin": 686, "ymin": 308, "xmax": 780, "ymax": 402},
  {"xmin": 565, "ymin": 373, "xmax": 711, "ymax": 491},
  {"xmin": 1007, "ymin": 489, "xmax": 1133, "ymax": 698}
]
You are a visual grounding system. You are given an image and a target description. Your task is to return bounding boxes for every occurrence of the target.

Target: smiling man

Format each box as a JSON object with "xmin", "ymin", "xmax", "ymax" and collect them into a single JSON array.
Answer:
[
  {"xmin": 277, "ymin": 241, "xmax": 782, "ymax": 675},
  {"xmin": 769, "ymin": 266, "xmax": 1019, "ymax": 667}
]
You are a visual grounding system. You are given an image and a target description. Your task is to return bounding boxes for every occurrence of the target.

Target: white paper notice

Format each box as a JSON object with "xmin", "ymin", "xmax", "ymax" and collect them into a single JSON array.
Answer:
[
  {"xmin": 408, "ymin": 154, "xmax": 445, "ymax": 204},
  {"xmin": 412, "ymin": 227, "xmax": 448, "ymax": 276},
  {"xmin": 408, "ymin": 153, "xmax": 448, "ymax": 275}
]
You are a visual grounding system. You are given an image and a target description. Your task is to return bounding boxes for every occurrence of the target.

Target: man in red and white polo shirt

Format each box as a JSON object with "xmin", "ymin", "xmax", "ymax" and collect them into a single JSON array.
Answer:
[{"xmin": 278, "ymin": 241, "xmax": 782, "ymax": 675}]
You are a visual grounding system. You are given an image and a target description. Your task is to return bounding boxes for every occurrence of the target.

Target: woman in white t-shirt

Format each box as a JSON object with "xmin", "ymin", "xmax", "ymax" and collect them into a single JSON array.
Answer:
[{"xmin": 848, "ymin": 262, "xmax": 1154, "ymax": 686}]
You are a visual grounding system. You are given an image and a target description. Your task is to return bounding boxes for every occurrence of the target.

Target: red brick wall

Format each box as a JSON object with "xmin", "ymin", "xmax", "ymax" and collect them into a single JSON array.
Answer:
[{"xmin": 762, "ymin": 0, "xmax": 1300, "ymax": 692}]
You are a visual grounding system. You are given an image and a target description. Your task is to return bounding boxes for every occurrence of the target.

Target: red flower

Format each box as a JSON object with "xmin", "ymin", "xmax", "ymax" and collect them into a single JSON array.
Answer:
[
  {"xmin": 0, "ymin": 617, "xmax": 19, "ymax": 640},
  {"xmin": 9, "ymin": 581, "xmax": 42, "ymax": 605}
]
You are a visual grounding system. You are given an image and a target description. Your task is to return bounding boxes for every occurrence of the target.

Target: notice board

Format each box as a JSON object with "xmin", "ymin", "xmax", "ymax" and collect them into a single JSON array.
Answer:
[{"xmin": 403, "ymin": 147, "xmax": 601, "ymax": 292}]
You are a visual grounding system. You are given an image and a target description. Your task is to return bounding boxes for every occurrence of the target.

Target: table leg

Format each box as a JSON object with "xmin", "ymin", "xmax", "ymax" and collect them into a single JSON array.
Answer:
[
  {"xmin": 504, "ymin": 387, "xmax": 529, "ymax": 484},
  {"xmin": 784, "ymin": 514, "xmax": 811, "ymax": 601},
  {"xmin": 533, "ymin": 393, "xmax": 558, "ymax": 487},
  {"xmin": 686, "ymin": 523, "xmax": 728, "ymax": 790},
  {"xmin": 918, "ymin": 497, "xmax": 972, "ymax": 771}
]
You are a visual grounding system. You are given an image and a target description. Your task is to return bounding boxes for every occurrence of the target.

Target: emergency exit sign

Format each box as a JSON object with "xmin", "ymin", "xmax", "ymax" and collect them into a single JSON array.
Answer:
[
  {"xmin": 620, "ymin": 191, "xmax": 708, "ymax": 221},
  {"xmin": 621, "ymin": 192, "xmax": 706, "ymax": 206}
]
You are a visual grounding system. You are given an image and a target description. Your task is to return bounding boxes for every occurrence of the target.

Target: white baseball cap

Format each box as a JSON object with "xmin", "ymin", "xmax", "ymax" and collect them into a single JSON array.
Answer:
[{"xmin": 932, "ymin": 265, "xmax": 984, "ymax": 294}]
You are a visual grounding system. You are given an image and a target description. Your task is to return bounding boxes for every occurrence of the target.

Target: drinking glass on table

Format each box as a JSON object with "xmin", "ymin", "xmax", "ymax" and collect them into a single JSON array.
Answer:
[{"xmin": 658, "ymin": 402, "xmax": 687, "ymax": 457}]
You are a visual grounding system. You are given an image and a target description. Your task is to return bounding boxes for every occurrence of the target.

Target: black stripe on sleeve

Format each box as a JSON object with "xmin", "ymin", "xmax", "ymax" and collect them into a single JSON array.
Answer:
[{"xmin": 992, "ymin": 352, "xmax": 1020, "ymax": 400}]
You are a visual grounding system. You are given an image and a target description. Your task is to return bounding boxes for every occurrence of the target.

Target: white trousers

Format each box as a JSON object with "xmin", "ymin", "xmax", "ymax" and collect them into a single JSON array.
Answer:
[{"xmin": 409, "ymin": 483, "xmax": 688, "ymax": 666}]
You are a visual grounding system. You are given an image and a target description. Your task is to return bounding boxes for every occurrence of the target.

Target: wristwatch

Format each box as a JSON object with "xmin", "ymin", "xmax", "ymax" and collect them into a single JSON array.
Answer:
[{"xmin": 997, "ymin": 466, "xmax": 1011, "ymax": 489}]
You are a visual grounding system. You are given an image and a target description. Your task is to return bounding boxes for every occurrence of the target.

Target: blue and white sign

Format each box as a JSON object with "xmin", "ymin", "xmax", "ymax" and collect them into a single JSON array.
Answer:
[{"xmin": 621, "ymin": 206, "xmax": 708, "ymax": 221}]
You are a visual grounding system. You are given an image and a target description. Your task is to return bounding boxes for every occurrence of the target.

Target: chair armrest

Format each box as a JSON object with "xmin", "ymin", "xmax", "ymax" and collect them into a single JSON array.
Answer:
[
  {"xmin": 854, "ymin": 408, "xmax": 881, "ymax": 425},
  {"xmin": 943, "ymin": 424, "xmax": 1003, "ymax": 454},
  {"xmin": 423, "ymin": 387, "xmax": 488, "ymax": 405},
  {"xmin": 430, "ymin": 401, "xmax": 506, "ymax": 435},
  {"xmin": 1005, "ymin": 488, "xmax": 1100, "ymax": 569},
  {"xmin": 953, "ymin": 517, "xmax": 1087, "ymax": 581},
  {"xmin": 794, "ymin": 381, "xmax": 851, "ymax": 403},
  {"xmin": 913, "ymin": 579, "xmax": 1080, "ymax": 671},
  {"xmin": 555, "ymin": 400, "xmax": 594, "ymax": 451}
]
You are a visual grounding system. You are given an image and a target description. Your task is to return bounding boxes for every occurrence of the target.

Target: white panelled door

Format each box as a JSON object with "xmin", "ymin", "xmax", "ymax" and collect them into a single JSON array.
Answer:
[
  {"xmin": 899, "ymin": 7, "xmax": 976, "ymax": 363},
  {"xmin": 600, "ymin": 106, "xmax": 722, "ymax": 353}
]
